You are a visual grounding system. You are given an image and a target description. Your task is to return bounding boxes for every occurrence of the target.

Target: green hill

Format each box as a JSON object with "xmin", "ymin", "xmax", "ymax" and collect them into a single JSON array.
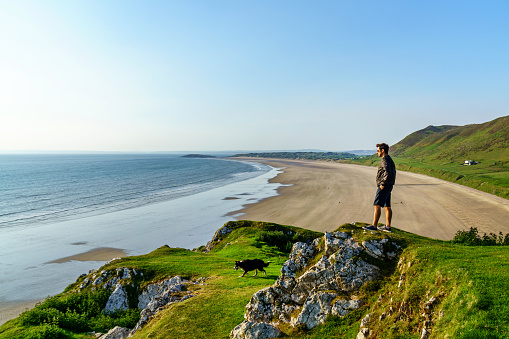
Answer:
[
  {"xmin": 2, "ymin": 221, "xmax": 508, "ymax": 339},
  {"xmin": 391, "ymin": 115, "xmax": 509, "ymax": 162}
]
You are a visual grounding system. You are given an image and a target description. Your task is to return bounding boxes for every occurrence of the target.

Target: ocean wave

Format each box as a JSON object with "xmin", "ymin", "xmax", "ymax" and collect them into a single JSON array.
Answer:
[{"xmin": 0, "ymin": 155, "xmax": 270, "ymax": 229}]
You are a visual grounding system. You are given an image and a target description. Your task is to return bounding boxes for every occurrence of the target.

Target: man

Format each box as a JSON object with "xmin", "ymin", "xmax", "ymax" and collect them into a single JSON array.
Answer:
[{"xmin": 363, "ymin": 143, "xmax": 396, "ymax": 232}]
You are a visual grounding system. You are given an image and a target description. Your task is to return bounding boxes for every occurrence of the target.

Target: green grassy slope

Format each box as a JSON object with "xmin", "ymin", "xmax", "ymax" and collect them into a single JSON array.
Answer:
[
  {"xmin": 391, "ymin": 115, "xmax": 509, "ymax": 162},
  {"xmin": 2, "ymin": 221, "xmax": 508, "ymax": 338}
]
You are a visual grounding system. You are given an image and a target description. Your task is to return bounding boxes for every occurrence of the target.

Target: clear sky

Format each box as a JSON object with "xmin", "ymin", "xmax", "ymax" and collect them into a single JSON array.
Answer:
[{"xmin": 1, "ymin": 1, "xmax": 508, "ymax": 152}]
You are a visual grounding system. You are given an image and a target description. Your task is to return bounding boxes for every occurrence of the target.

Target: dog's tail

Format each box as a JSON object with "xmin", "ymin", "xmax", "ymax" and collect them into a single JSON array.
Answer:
[{"xmin": 264, "ymin": 261, "xmax": 271, "ymax": 267}]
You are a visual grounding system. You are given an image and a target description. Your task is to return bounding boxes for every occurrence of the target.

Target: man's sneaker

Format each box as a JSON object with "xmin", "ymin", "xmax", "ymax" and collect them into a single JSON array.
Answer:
[
  {"xmin": 362, "ymin": 225, "xmax": 377, "ymax": 231},
  {"xmin": 377, "ymin": 225, "xmax": 391, "ymax": 232}
]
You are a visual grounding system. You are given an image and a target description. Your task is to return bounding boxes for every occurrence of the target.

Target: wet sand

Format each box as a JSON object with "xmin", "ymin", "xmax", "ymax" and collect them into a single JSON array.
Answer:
[
  {"xmin": 232, "ymin": 158, "xmax": 509, "ymax": 240},
  {"xmin": 0, "ymin": 299, "xmax": 44, "ymax": 326},
  {"xmin": 47, "ymin": 247, "xmax": 127, "ymax": 264},
  {"xmin": 0, "ymin": 247, "xmax": 127, "ymax": 325}
]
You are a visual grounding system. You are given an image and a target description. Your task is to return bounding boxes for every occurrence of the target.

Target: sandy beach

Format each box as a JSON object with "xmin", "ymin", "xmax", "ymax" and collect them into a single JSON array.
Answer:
[{"xmin": 232, "ymin": 158, "xmax": 509, "ymax": 240}]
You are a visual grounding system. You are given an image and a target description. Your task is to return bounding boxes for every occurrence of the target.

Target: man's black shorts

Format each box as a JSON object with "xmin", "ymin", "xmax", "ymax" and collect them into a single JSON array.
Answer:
[{"xmin": 374, "ymin": 185, "xmax": 393, "ymax": 207}]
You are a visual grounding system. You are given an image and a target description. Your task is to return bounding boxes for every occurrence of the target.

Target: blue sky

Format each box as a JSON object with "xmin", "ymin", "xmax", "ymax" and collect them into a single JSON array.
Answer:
[{"xmin": 1, "ymin": 1, "xmax": 508, "ymax": 152}]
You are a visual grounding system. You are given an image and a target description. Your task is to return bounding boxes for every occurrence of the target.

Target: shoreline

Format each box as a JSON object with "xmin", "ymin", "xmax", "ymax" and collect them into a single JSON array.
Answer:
[
  {"xmin": 47, "ymin": 247, "xmax": 128, "ymax": 264},
  {"xmin": 1, "ymin": 248, "xmax": 127, "ymax": 326},
  {"xmin": 0, "ymin": 163, "xmax": 282, "ymax": 326},
  {"xmin": 0, "ymin": 299, "xmax": 44, "ymax": 326},
  {"xmin": 231, "ymin": 157, "xmax": 509, "ymax": 239}
]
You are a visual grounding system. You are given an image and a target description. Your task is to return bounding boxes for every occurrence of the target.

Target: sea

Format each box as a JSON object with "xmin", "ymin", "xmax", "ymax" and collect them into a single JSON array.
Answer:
[{"xmin": 0, "ymin": 154, "xmax": 281, "ymax": 308}]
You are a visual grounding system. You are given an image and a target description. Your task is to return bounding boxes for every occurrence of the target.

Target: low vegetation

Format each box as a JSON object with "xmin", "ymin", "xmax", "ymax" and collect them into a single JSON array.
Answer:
[
  {"xmin": 232, "ymin": 151, "xmax": 361, "ymax": 161},
  {"xmin": 2, "ymin": 221, "xmax": 508, "ymax": 338},
  {"xmin": 452, "ymin": 227, "xmax": 509, "ymax": 246}
]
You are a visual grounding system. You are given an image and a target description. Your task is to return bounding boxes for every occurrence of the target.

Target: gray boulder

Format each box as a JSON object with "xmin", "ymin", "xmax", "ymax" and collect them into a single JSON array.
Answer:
[
  {"xmin": 332, "ymin": 299, "xmax": 364, "ymax": 317},
  {"xmin": 202, "ymin": 224, "xmax": 233, "ymax": 252},
  {"xmin": 137, "ymin": 275, "xmax": 184, "ymax": 310},
  {"xmin": 99, "ymin": 326, "xmax": 131, "ymax": 339},
  {"xmin": 131, "ymin": 275, "xmax": 195, "ymax": 333},
  {"xmin": 104, "ymin": 284, "xmax": 129, "ymax": 314},
  {"xmin": 230, "ymin": 321, "xmax": 282, "ymax": 339},
  {"xmin": 291, "ymin": 291, "xmax": 337, "ymax": 329}
]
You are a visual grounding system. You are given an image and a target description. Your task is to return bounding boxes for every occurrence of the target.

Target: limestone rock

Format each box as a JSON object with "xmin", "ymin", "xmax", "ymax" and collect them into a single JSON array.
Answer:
[
  {"xmin": 360, "ymin": 313, "xmax": 371, "ymax": 327},
  {"xmin": 362, "ymin": 239, "xmax": 386, "ymax": 259},
  {"xmin": 230, "ymin": 321, "xmax": 282, "ymax": 339},
  {"xmin": 137, "ymin": 275, "xmax": 184, "ymax": 310},
  {"xmin": 98, "ymin": 326, "xmax": 131, "ymax": 339},
  {"xmin": 202, "ymin": 224, "xmax": 233, "ymax": 252},
  {"xmin": 104, "ymin": 284, "xmax": 129, "ymax": 314},
  {"xmin": 121, "ymin": 268, "xmax": 131, "ymax": 280},
  {"xmin": 131, "ymin": 275, "xmax": 195, "ymax": 333},
  {"xmin": 291, "ymin": 292, "xmax": 337, "ymax": 329},
  {"xmin": 289, "ymin": 242, "xmax": 316, "ymax": 271},
  {"xmin": 356, "ymin": 327, "xmax": 371, "ymax": 339},
  {"xmin": 324, "ymin": 231, "xmax": 350, "ymax": 255},
  {"xmin": 244, "ymin": 286, "xmax": 281, "ymax": 323},
  {"xmin": 332, "ymin": 299, "xmax": 364, "ymax": 317}
]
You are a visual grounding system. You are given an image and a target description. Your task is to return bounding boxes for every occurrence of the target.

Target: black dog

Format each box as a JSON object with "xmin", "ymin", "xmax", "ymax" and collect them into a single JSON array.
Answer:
[{"xmin": 234, "ymin": 259, "xmax": 270, "ymax": 277}]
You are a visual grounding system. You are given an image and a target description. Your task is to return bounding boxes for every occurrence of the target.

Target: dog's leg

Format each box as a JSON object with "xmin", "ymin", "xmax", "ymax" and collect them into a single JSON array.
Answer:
[
  {"xmin": 253, "ymin": 269, "xmax": 258, "ymax": 276},
  {"xmin": 240, "ymin": 270, "xmax": 247, "ymax": 277}
]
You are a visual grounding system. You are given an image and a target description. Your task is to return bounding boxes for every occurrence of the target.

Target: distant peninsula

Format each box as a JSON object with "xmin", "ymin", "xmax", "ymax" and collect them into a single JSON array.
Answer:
[
  {"xmin": 231, "ymin": 151, "xmax": 361, "ymax": 161},
  {"xmin": 181, "ymin": 154, "xmax": 216, "ymax": 158}
]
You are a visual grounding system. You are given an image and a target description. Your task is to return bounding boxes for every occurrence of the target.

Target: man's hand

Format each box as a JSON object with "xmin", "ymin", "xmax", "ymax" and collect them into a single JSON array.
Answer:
[{"xmin": 380, "ymin": 185, "xmax": 385, "ymax": 190}]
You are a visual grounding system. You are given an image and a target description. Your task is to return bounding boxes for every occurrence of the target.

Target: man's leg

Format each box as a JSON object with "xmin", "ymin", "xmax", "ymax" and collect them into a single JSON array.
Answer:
[
  {"xmin": 372, "ymin": 205, "xmax": 381, "ymax": 226},
  {"xmin": 384, "ymin": 207, "xmax": 392, "ymax": 227}
]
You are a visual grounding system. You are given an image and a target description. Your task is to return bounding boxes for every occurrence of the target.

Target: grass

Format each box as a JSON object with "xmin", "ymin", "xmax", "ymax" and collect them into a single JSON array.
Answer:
[{"xmin": 1, "ymin": 221, "xmax": 509, "ymax": 338}]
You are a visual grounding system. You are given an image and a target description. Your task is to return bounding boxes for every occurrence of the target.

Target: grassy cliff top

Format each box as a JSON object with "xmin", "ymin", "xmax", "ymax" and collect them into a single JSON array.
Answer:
[{"xmin": 1, "ymin": 220, "xmax": 508, "ymax": 338}]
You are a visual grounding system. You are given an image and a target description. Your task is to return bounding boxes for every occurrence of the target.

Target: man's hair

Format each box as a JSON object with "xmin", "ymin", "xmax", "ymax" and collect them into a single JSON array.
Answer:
[{"xmin": 376, "ymin": 143, "xmax": 389, "ymax": 154}]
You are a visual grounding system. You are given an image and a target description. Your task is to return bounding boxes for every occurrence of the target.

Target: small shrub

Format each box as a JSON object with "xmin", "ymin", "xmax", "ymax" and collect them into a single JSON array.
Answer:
[
  {"xmin": 255, "ymin": 230, "xmax": 297, "ymax": 252},
  {"xmin": 18, "ymin": 289, "xmax": 140, "ymax": 334},
  {"xmin": 20, "ymin": 307, "xmax": 64, "ymax": 327},
  {"xmin": 24, "ymin": 324, "xmax": 68, "ymax": 339},
  {"xmin": 452, "ymin": 227, "xmax": 509, "ymax": 246},
  {"xmin": 253, "ymin": 225, "xmax": 320, "ymax": 253},
  {"xmin": 89, "ymin": 309, "xmax": 141, "ymax": 332}
]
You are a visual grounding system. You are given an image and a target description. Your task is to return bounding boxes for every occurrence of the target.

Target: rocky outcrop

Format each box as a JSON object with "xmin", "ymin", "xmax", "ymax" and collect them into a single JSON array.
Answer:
[
  {"xmin": 98, "ymin": 326, "xmax": 131, "ymax": 339},
  {"xmin": 78, "ymin": 267, "xmax": 142, "ymax": 291},
  {"xmin": 76, "ymin": 263, "xmax": 206, "ymax": 338},
  {"xmin": 230, "ymin": 322, "xmax": 282, "ymax": 339},
  {"xmin": 132, "ymin": 275, "xmax": 196, "ymax": 333},
  {"xmin": 202, "ymin": 224, "xmax": 234, "ymax": 252},
  {"xmin": 231, "ymin": 231, "xmax": 401, "ymax": 338},
  {"xmin": 104, "ymin": 284, "xmax": 129, "ymax": 314},
  {"xmin": 356, "ymin": 313, "xmax": 371, "ymax": 338}
]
